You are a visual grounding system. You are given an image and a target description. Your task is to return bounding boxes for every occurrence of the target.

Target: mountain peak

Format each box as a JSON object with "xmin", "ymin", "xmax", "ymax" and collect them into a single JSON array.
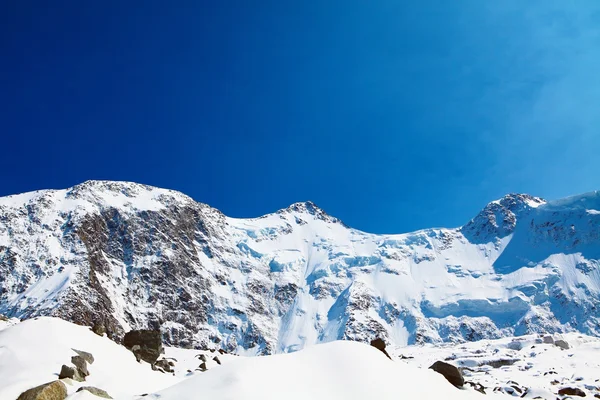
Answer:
[
  {"xmin": 277, "ymin": 201, "xmax": 343, "ymax": 225},
  {"xmin": 461, "ymin": 193, "xmax": 546, "ymax": 242}
]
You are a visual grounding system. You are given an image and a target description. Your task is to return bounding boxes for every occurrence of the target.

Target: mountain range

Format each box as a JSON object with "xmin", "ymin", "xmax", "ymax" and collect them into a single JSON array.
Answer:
[{"xmin": 1, "ymin": 180, "xmax": 599, "ymax": 355}]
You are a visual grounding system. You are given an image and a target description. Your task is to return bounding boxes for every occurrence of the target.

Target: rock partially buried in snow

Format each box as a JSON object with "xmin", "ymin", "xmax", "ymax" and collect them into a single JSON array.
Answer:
[
  {"xmin": 542, "ymin": 335, "xmax": 554, "ymax": 344},
  {"xmin": 72, "ymin": 349, "xmax": 95, "ymax": 364},
  {"xmin": 555, "ymin": 339, "xmax": 570, "ymax": 350},
  {"xmin": 429, "ymin": 361, "xmax": 464, "ymax": 388},
  {"xmin": 17, "ymin": 380, "xmax": 67, "ymax": 400},
  {"xmin": 123, "ymin": 329, "xmax": 164, "ymax": 364},
  {"xmin": 558, "ymin": 387, "xmax": 586, "ymax": 397},
  {"xmin": 370, "ymin": 338, "xmax": 392, "ymax": 360},
  {"xmin": 58, "ymin": 364, "xmax": 85, "ymax": 382},
  {"xmin": 71, "ymin": 355, "xmax": 90, "ymax": 377},
  {"xmin": 76, "ymin": 386, "xmax": 113, "ymax": 399}
]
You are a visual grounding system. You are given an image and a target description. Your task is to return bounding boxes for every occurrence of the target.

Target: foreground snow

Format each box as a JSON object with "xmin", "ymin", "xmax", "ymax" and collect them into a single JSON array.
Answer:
[
  {"xmin": 0, "ymin": 317, "xmax": 499, "ymax": 400},
  {"xmin": 150, "ymin": 340, "xmax": 489, "ymax": 400}
]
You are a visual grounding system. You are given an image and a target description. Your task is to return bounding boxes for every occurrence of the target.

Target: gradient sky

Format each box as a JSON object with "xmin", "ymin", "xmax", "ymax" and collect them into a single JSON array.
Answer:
[{"xmin": 2, "ymin": 1, "xmax": 600, "ymax": 233}]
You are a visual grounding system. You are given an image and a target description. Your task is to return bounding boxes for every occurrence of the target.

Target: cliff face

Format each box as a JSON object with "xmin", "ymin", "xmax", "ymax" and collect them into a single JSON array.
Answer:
[{"xmin": 1, "ymin": 181, "xmax": 599, "ymax": 354}]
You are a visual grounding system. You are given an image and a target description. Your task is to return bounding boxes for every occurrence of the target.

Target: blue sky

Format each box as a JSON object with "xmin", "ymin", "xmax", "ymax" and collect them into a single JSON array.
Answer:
[{"xmin": 1, "ymin": 1, "xmax": 600, "ymax": 233}]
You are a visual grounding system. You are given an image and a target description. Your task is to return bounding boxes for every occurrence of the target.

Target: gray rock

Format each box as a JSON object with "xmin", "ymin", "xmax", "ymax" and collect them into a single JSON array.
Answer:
[
  {"xmin": 555, "ymin": 339, "xmax": 570, "ymax": 350},
  {"xmin": 71, "ymin": 355, "xmax": 89, "ymax": 377},
  {"xmin": 197, "ymin": 354, "xmax": 207, "ymax": 362},
  {"xmin": 77, "ymin": 386, "xmax": 113, "ymax": 399},
  {"xmin": 92, "ymin": 322, "xmax": 106, "ymax": 337},
  {"xmin": 542, "ymin": 335, "xmax": 554, "ymax": 344},
  {"xmin": 73, "ymin": 349, "xmax": 95, "ymax": 364},
  {"xmin": 429, "ymin": 361, "xmax": 464, "ymax": 388},
  {"xmin": 213, "ymin": 356, "xmax": 221, "ymax": 365},
  {"xmin": 58, "ymin": 365, "xmax": 84, "ymax": 382},
  {"xmin": 17, "ymin": 380, "xmax": 67, "ymax": 400},
  {"xmin": 198, "ymin": 362, "xmax": 207, "ymax": 371},
  {"xmin": 507, "ymin": 340, "xmax": 524, "ymax": 351}
]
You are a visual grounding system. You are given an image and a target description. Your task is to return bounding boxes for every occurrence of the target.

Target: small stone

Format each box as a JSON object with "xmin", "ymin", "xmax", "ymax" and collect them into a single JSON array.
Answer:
[
  {"xmin": 58, "ymin": 365, "xmax": 84, "ymax": 382},
  {"xmin": 77, "ymin": 386, "xmax": 113, "ymax": 399}
]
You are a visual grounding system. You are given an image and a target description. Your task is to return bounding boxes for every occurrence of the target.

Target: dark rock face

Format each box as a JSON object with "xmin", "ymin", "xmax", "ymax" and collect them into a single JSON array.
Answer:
[
  {"xmin": 198, "ymin": 362, "xmax": 207, "ymax": 371},
  {"xmin": 77, "ymin": 386, "xmax": 113, "ymax": 399},
  {"xmin": 558, "ymin": 387, "xmax": 586, "ymax": 397},
  {"xmin": 17, "ymin": 380, "xmax": 67, "ymax": 400},
  {"xmin": 429, "ymin": 361, "xmax": 464, "ymax": 388},
  {"xmin": 369, "ymin": 338, "xmax": 391, "ymax": 359},
  {"xmin": 58, "ymin": 365, "xmax": 84, "ymax": 382},
  {"xmin": 123, "ymin": 329, "xmax": 164, "ymax": 364}
]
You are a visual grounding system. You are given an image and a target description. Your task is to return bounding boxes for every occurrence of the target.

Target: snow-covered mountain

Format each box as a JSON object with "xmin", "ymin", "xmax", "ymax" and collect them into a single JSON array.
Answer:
[{"xmin": 1, "ymin": 180, "xmax": 599, "ymax": 354}]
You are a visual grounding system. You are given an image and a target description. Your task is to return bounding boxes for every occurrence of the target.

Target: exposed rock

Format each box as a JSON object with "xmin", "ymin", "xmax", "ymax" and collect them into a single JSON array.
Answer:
[
  {"xmin": 465, "ymin": 381, "xmax": 486, "ymax": 394},
  {"xmin": 198, "ymin": 362, "xmax": 207, "ymax": 371},
  {"xmin": 369, "ymin": 338, "xmax": 391, "ymax": 360},
  {"xmin": 123, "ymin": 329, "xmax": 164, "ymax": 364},
  {"xmin": 77, "ymin": 386, "xmax": 113, "ymax": 399},
  {"xmin": 58, "ymin": 365, "xmax": 84, "ymax": 382},
  {"xmin": 213, "ymin": 356, "xmax": 221, "ymax": 365},
  {"xmin": 429, "ymin": 361, "xmax": 464, "ymax": 388},
  {"xmin": 155, "ymin": 358, "xmax": 174, "ymax": 373},
  {"xmin": 558, "ymin": 387, "xmax": 586, "ymax": 397},
  {"xmin": 92, "ymin": 322, "xmax": 106, "ymax": 337},
  {"xmin": 17, "ymin": 380, "xmax": 67, "ymax": 400},
  {"xmin": 218, "ymin": 349, "xmax": 226, "ymax": 355},
  {"xmin": 482, "ymin": 359, "xmax": 519, "ymax": 368},
  {"xmin": 0, "ymin": 313, "xmax": 8, "ymax": 321},
  {"xmin": 71, "ymin": 355, "xmax": 89, "ymax": 377},
  {"xmin": 543, "ymin": 335, "xmax": 554, "ymax": 344},
  {"xmin": 72, "ymin": 349, "xmax": 95, "ymax": 364},
  {"xmin": 555, "ymin": 339, "xmax": 570, "ymax": 350},
  {"xmin": 197, "ymin": 354, "xmax": 207, "ymax": 362},
  {"xmin": 507, "ymin": 340, "xmax": 524, "ymax": 351}
]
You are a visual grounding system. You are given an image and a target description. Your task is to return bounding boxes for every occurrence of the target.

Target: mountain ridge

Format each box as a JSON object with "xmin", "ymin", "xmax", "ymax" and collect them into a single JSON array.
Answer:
[{"xmin": 1, "ymin": 180, "xmax": 599, "ymax": 354}]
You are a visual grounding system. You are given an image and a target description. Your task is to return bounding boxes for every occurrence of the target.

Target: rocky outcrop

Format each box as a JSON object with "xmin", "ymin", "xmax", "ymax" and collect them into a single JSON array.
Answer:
[
  {"xmin": 17, "ymin": 380, "xmax": 67, "ymax": 400},
  {"xmin": 429, "ymin": 361, "xmax": 464, "ymax": 388},
  {"xmin": 72, "ymin": 349, "xmax": 95, "ymax": 365},
  {"xmin": 123, "ymin": 329, "xmax": 164, "ymax": 364}
]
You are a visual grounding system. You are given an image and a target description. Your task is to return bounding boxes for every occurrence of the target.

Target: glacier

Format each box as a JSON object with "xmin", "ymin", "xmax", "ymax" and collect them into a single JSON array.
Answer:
[{"xmin": 0, "ymin": 180, "xmax": 599, "ymax": 354}]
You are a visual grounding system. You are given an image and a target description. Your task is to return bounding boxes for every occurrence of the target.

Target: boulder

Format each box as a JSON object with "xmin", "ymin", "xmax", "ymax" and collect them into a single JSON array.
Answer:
[
  {"xmin": 429, "ymin": 361, "xmax": 464, "ymax": 388},
  {"xmin": 58, "ymin": 365, "xmax": 84, "ymax": 382},
  {"xmin": 198, "ymin": 362, "xmax": 207, "ymax": 371},
  {"xmin": 558, "ymin": 387, "xmax": 586, "ymax": 397},
  {"xmin": 71, "ymin": 355, "xmax": 89, "ymax": 377},
  {"xmin": 542, "ymin": 335, "xmax": 554, "ymax": 344},
  {"xmin": 17, "ymin": 380, "xmax": 67, "ymax": 400},
  {"xmin": 197, "ymin": 354, "xmax": 207, "ymax": 362},
  {"xmin": 213, "ymin": 356, "xmax": 221, "ymax": 365},
  {"xmin": 465, "ymin": 381, "xmax": 486, "ymax": 394},
  {"xmin": 369, "ymin": 338, "xmax": 391, "ymax": 360},
  {"xmin": 507, "ymin": 340, "xmax": 524, "ymax": 351},
  {"xmin": 123, "ymin": 329, "xmax": 164, "ymax": 364},
  {"xmin": 77, "ymin": 386, "xmax": 113, "ymax": 399},
  {"xmin": 555, "ymin": 339, "xmax": 570, "ymax": 350},
  {"xmin": 72, "ymin": 349, "xmax": 95, "ymax": 364}
]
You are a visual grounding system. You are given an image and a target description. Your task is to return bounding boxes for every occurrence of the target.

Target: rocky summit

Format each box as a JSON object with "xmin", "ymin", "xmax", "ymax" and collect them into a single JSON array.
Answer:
[{"xmin": 1, "ymin": 180, "xmax": 600, "ymax": 355}]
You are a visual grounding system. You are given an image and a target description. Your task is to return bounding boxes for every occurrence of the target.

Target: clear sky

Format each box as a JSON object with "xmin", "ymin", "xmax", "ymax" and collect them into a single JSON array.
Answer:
[{"xmin": 1, "ymin": 1, "xmax": 600, "ymax": 233}]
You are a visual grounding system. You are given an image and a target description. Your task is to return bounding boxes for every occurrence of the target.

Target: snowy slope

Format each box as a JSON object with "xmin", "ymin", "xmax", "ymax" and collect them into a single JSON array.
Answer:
[
  {"xmin": 0, "ymin": 180, "xmax": 599, "ymax": 354},
  {"xmin": 0, "ymin": 317, "xmax": 504, "ymax": 400}
]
